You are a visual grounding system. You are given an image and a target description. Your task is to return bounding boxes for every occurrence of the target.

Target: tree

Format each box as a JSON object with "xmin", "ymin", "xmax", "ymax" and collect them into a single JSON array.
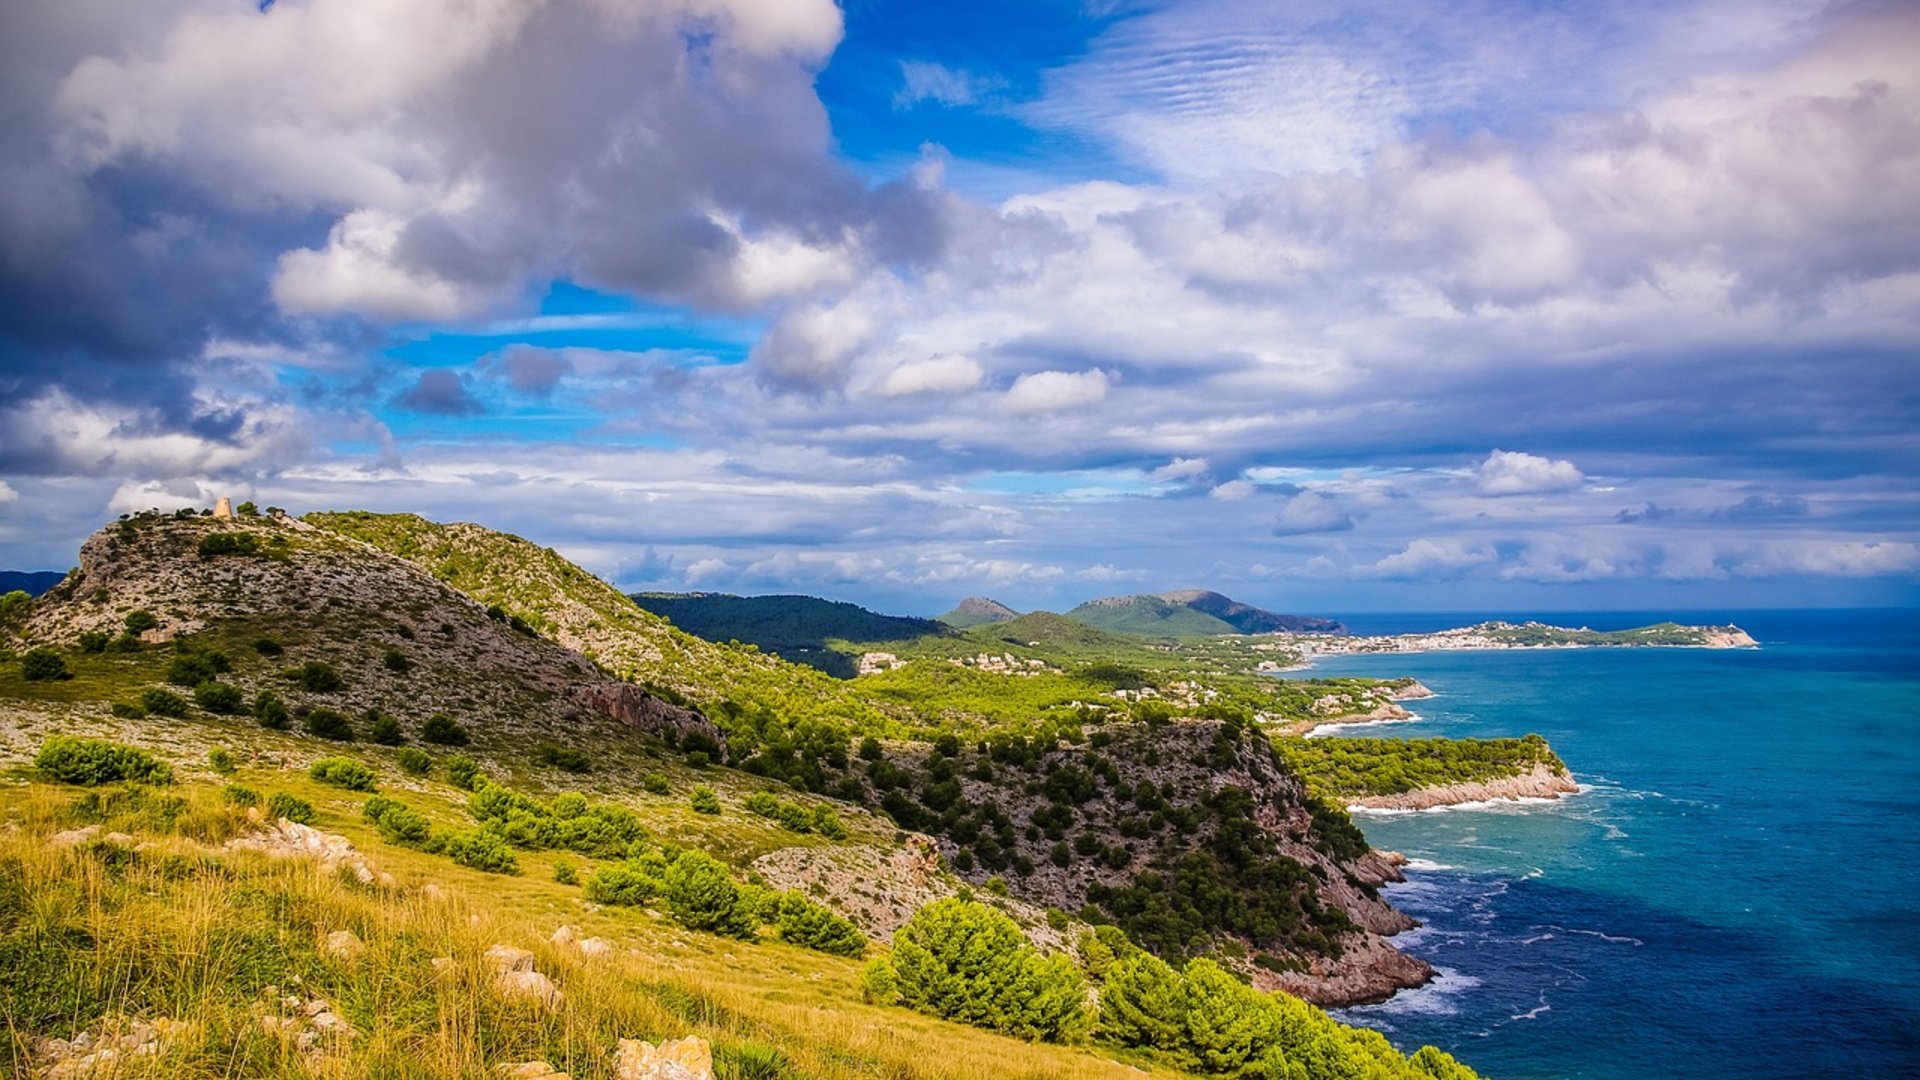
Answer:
[
  {"xmin": 890, "ymin": 898, "xmax": 1090, "ymax": 1042},
  {"xmin": 1097, "ymin": 952, "xmax": 1188, "ymax": 1053},
  {"xmin": 663, "ymin": 851, "xmax": 756, "ymax": 938},
  {"xmin": 1179, "ymin": 959, "xmax": 1281, "ymax": 1072}
]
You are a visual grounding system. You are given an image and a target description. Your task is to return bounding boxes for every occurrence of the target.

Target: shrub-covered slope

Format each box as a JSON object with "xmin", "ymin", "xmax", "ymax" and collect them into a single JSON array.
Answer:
[{"xmin": 628, "ymin": 592, "xmax": 949, "ymax": 676}]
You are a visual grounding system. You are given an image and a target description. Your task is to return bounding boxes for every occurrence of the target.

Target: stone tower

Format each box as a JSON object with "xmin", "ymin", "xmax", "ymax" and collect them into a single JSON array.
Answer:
[{"xmin": 213, "ymin": 496, "xmax": 233, "ymax": 520}]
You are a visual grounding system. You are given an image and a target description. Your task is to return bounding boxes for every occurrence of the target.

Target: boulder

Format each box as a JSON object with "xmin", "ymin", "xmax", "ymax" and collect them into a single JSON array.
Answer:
[
  {"xmin": 498, "ymin": 1063, "xmax": 571, "ymax": 1080},
  {"xmin": 324, "ymin": 930, "xmax": 363, "ymax": 959},
  {"xmin": 613, "ymin": 1036, "xmax": 714, "ymax": 1080}
]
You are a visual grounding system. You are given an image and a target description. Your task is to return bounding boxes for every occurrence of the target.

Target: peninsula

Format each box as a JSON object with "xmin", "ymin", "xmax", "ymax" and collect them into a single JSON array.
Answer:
[{"xmin": 1253, "ymin": 619, "xmax": 1756, "ymax": 665}]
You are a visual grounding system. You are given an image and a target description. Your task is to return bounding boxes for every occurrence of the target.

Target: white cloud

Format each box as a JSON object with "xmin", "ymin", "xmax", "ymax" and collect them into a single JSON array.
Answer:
[
  {"xmin": 1364, "ymin": 538, "xmax": 1496, "ymax": 580},
  {"xmin": 1271, "ymin": 491, "xmax": 1354, "ymax": 535},
  {"xmin": 894, "ymin": 61, "xmax": 1001, "ymax": 109},
  {"xmin": 1476, "ymin": 450, "xmax": 1586, "ymax": 496},
  {"xmin": 1209, "ymin": 480, "xmax": 1255, "ymax": 501},
  {"xmin": 877, "ymin": 354, "xmax": 983, "ymax": 398},
  {"xmin": 1148, "ymin": 457, "xmax": 1210, "ymax": 483},
  {"xmin": 0, "ymin": 481, "xmax": 16, "ymax": 505},
  {"xmin": 1004, "ymin": 370, "xmax": 1110, "ymax": 414}
]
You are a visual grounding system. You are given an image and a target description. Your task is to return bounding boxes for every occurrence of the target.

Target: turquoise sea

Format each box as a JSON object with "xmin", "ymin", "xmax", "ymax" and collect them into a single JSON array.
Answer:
[{"xmin": 1284, "ymin": 609, "xmax": 1920, "ymax": 1080}]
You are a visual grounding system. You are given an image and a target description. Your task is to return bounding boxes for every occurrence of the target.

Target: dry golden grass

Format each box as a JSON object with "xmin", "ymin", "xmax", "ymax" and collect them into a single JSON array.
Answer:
[{"xmin": 0, "ymin": 781, "xmax": 1188, "ymax": 1079}]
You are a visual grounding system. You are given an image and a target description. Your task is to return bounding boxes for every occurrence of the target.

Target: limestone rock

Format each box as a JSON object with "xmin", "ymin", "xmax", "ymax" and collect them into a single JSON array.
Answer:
[
  {"xmin": 613, "ymin": 1036, "xmax": 714, "ymax": 1080},
  {"xmin": 485, "ymin": 944, "xmax": 536, "ymax": 973},
  {"xmin": 37, "ymin": 1017, "xmax": 187, "ymax": 1078},
  {"xmin": 48, "ymin": 825, "xmax": 100, "ymax": 847},
  {"xmin": 576, "ymin": 936, "xmax": 614, "ymax": 958},
  {"xmin": 550, "ymin": 924, "xmax": 575, "ymax": 945},
  {"xmin": 499, "ymin": 1062, "xmax": 571, "ymax": 1080},
  {"xmin": 486, "ymin": 944, "xmax": 561, "ymax": 1006},
  {"xmin": 324, "ymin": 930, "xmax": 363, "ymax": 959}
]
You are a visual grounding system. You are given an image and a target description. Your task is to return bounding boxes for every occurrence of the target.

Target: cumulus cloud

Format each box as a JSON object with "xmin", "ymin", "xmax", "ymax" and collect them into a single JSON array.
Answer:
[
  {"xmin": 1364, "ymin": 538, "xmax": 1496, "ymax": 580},
  {"xmin": 486, "ymin": 346, "xmax": 574, "ymax": 399},
  {"xmin": 1004, "ymin": 369, "xmax": 1109, "ymax": 413},
  {"xmin": 877, "ymin": 354, "xmax": 983, "ymax": 397},
  {"xmin": 1476, "ymin": 450, "xmax": 1586, "ymax": 496},
  {"xmin": 394, "ymin": 370, "xmax": 483, "ymax": 416},
  {"xmin": 1271, "ymin": 491, "xmax": 1354, "ymax": 535}
]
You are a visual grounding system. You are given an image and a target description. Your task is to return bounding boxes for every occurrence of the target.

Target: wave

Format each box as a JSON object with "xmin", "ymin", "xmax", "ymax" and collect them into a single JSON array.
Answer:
[
  {"xmin": 1403, "ymin": 857, "xmax": 1454, "ymax": 872},
  {"xmin": 1306, "ymin": 711, "xmax": 1426, "ymax": 738},
  {"xmin": 1341, "ymin": 967, "xmax": 1484, "ymax": 1022},
  {"xmin": 1348, "ymin": 793, "xmax": 1571, "ymax": 816}
]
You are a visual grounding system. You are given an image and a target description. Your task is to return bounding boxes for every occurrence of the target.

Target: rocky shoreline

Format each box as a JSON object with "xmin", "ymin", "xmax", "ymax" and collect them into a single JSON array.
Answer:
[
  {"xmin": 1347, "ymin": 761, "xmax": 1581, "ymax": 812},
  {"xmin": 1269, "ymin": 620, "xmax": 1758, "ymax": 661}
]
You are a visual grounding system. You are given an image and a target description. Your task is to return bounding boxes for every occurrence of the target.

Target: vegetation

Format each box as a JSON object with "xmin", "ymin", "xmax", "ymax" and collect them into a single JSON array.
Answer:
[
  {"xmin": 690, "ymin": 786, "xmax": 722, "ymax": 815},
  {"xmin": 420, "ymin": 713, "xmax": 470, "ymax": 746},
  {"xmin": 34, "ymin": 737, "xmax": 173, "ymax": 786},
  {"xmin": 396, "ymin": 747, "xmax": 433, "ymax": 776},
  {"xmin": 305, "ymin": 707, "xmax": 356, "ymax": 741},
  {"xmin": 266, "ymin": 791, "xmax": 314, "ymax": 824},
  {"xmin": 629, "ymin": 592, "xmax": 949, "ymax": 676},
  {"xmin": 310, "ymin": 757, "xmax": 378, "ymax": 792},
  {"xmin": 196, "ymin": 532, "xmax": 261, "ymax": 557},
  {"xmin": 1279, "ymin": 734, "xmax": 1565, "ymax": 800},
  {"xmin": 535, "ymin": 742, "xmax": 593, "ymax": 773},
  {"xmin": 877, "ymin": 898, "xmax": 1091, "ymax": 1043},
  {"xmin": 20, "ymin": 648, "xmax": 71, "ymax": 682},
  {"xmin": 285, "ymin": 660, "xmax": 345, "ymax": 692}
]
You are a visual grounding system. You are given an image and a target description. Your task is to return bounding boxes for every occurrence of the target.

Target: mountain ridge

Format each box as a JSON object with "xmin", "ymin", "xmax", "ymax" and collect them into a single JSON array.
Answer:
[{"xmin": 1068, "ymin": 589, "xmax": 1346, "ymax": 637}]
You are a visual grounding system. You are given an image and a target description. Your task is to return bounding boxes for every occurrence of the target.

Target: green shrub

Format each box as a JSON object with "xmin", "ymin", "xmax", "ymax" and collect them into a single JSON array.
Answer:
[
  {"xmin": 812, "ymin": 806, "xmax": 848, "ymax": 840},
  {"xmin": 1096, "ymin": 952, "xmax": 1188, "ymax": 1053},
  {"xmin": 689, "ymin": 786, "xmax": 721, "ymax": 815},
  {"xmin": 197, "ymin": 532, "xmax": 260, "ymax": 557},
  {"xmin": 381, "ymin": 648, "xmax": 411, "ymax": 674},
  {"xmin": 773, "ymin": 893, "xmax": 865, "ymax": 956},
  {"xmin": 254, "ymin": 691, "xmax": 291, "ymax": 730},
  {"xmin": 859, "ymin": 957, "xmax": 899, "ymax": 1004},
  {"xmin": 641, "ymin": 772, "xmax": 670, "ymax": 795},
  {"xmin": 109, "ymin": 701, "xmax": 147, "ymax": 719},
  {"xmin": 363, "ymin": 795, "xmax": 432, "ymax": 845},
  {"xmin": 285, "ymin": 661, "xmax": 343, "ymax": 692},
  {"xmin": 367, "ymin": 711, "xmax": 405, "ymax": 746},
  {"xmin": 420, "ymin": 713, "xmax": 469, "ymax": 746},
  {"xmin": 193, "ymin": 680, "xmax": 245, "ymax": 715},
  {"xmin": 535, "ymin": 742, "xmax": 592, "ymax": 773},
  {"xmin": 223, "ymin": 784, "xmax": 261, "ymax": 807},
  {"xmin": 253, "ymin": 637, "xmax": 283, "ymax": 657},
  {"xmin": 395, "ymin": 747, "xmax": 432, "ymax": 776},
  {"xmin": 267, "ymin": 792, "xmax": 315, "ymax": 824},
  {"xmin": 77, "ymin": 631, "xmax": 109, "ymax": 653},
  {"xmin": 552, "ymin": 860, "xmax": 578, "ymax": 886},
  {"xmin": 445, "ymin": 755, "xmax": 484, "ymax": 791},
  {"xmin": 139, "ymin": 688, "xmax": 190, "ymax": 718},
  {"xmin": 890, "ymin": 898, "xmax": 1091, "ymax": 1043},
  {"xmin": 107, "ymin": 633, "xmax": 142, "ymax": 653},
  {"xmin": 207, "ymin": 747, "xmax": 237, "ymax": 775},
  {"xmin": 166, "ymin": 650, "xmax": 229, "ymax": 687},
  {"xmin": 20, "ymin": 648, "xmax": 71, "ymax": 682},
  {"xmin": 585, "ymin": 854, "xmax": 669, "ymax": 906},
  {"xmin": 309, "ymin": 756, "xmax": 376, "ymax": 791},
  {"xmin": 304, "ymin": 708, "xmax": 355, "ymax": 741},
  {"xmin": 123, "ymin": 610, "xmax": 159, "ymax": 634},
  {"xmin": 663, "ymin": 850, "xmax": 756, "ymax": 938},
  {"xmin": 715, "ymin": 1042, "xmax": 794, "ymax": 1080},
  {"xmin": 34, "ymin": 737, "xmax": 172, "ymax": 785},
  {"xmin": 444, "ymin": 829, "xmax": 519, "ymax": 874}
]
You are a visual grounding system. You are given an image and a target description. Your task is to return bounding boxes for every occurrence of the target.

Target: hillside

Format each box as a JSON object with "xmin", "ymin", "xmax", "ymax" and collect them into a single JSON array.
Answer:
[
  {"xmin": 1068, "ymin": 590, "xmax": 1346, "ymax": 638},
  {"xmin": 0, "ymin": 507, "xmax": 1509, "ymax": 1078},
  {"xmin": 629, "ymin": 592, "xmax": 948, "ymax": 677},
  {"xmin": 938, "ymin": 597, "xmax": 1018, "ymax": 628}
]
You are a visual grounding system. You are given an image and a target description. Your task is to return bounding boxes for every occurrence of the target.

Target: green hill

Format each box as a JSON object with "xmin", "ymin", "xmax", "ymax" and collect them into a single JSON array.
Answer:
[
  {"xmin": 629, "ymin": 592, "xmax": 949, "ymax": 677},
  {"xmin": 1067, "ymin": 590, "xmax": 1345, "ymax": 638}
]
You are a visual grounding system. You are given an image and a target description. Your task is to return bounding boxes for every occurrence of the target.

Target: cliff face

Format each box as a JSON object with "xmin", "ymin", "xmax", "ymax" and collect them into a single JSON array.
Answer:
[{"xmin": 858, "ymin": 719, "xmax": 1432, "ymax": 1006}]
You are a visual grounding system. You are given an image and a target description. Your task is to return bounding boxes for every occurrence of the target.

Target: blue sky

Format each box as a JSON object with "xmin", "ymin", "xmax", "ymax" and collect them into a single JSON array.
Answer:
[{"xmin": 0, "ymin": 0, "xmax": 1916, "ymax": 615}]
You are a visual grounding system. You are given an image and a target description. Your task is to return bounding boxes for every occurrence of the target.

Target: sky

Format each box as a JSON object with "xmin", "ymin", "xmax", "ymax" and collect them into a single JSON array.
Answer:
[{"xmin": 0, "ymin": 0, "xmax": 1916, "ymax": 616}]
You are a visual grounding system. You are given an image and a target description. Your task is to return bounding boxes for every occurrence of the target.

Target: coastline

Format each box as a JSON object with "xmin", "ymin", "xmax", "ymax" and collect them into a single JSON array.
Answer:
[{"xmin": 1344, "ymin": 761, "xmax": 1581, "ymax": 812}]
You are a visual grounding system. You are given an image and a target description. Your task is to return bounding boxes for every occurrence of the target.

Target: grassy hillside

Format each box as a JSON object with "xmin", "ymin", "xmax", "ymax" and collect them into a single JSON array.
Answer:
[
  {"xmin": 1066, "ymin": 591, "xmax": 1344, "ymax": 639},
  {"xmin": 936, "ymin": 598, "xmax": 1018, "ymax": 628},
  {"xmin": 1280, "ymin": 735, "xmax": 1569, "ymax": 801}
]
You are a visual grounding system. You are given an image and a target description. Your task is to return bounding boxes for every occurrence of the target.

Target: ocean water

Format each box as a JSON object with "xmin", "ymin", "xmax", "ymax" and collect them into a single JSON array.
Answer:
[{"xmin": 1284, "ymin": 609, "xmax": 1920, "ymax": 1080}]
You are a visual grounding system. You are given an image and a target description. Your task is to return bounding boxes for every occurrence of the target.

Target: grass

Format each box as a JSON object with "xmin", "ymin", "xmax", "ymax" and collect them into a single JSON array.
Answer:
[{"xmin": 0, "ymin": 781, "xmax": 1193, "ymax": 1080}]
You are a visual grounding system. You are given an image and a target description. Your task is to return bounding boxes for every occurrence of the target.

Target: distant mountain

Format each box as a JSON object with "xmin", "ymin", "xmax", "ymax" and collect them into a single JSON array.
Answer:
[
  {"xmin": 938, "ymin": 596, "xmax": 1019, "ymax": 628},
  {"xmin": 0, "ymin": 570, "xmax": 66, "ymax": 596},
  {"xmin": 1066, "ymin": 589, "xmax": 1345, "ymax": 637},
  {"xmin": 629, "ymin": 592, "xmax": 948, "ymax": 677}
]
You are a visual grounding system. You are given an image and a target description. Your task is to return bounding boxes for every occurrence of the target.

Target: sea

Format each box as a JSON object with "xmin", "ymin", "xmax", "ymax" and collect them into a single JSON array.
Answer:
[{"xmin": 1279, "ymin": 609, "xmax": 1920, "ymax": 1080}]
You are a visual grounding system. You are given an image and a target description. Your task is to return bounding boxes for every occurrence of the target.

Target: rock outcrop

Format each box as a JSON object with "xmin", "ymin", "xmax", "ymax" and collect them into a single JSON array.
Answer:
[
  {"xmin": 1348, "ymin": 761, "xmax": 1581, "ymax": 811},
  {"xmin": 613, "ymin": 1036, "xmax": 713, "ymax": 1080}
]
